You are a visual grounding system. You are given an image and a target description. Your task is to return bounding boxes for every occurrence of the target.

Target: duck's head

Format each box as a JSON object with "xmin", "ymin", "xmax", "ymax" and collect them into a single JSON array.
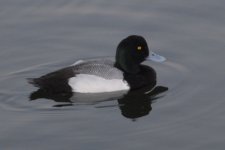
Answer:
[{"xmin": 115, "ymin": 35, "xmax": 166, "ymax": 74}]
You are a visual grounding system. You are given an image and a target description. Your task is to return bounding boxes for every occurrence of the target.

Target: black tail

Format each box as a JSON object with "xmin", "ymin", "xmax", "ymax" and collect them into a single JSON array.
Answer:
[{"xmin": 27, "ymin": 78, "xmax": 40, "ymax": 87}]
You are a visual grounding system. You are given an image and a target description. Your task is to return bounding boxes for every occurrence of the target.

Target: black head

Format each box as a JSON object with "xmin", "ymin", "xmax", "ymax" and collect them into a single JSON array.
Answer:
[{"xmin": 115, "ymin": 35, "xmax": 150, "ymax": 74}]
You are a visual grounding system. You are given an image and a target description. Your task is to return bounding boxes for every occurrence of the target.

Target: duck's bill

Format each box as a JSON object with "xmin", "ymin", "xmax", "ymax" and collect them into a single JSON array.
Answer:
[{"xmin": 146, "ymin": 51, "xmax": 166, "ymax": 62}]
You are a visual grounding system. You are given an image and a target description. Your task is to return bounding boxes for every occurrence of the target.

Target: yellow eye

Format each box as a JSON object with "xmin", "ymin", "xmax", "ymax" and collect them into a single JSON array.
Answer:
[{"xmin": 137, "ymin": 46, "xmax": 142, "ymax": 50}]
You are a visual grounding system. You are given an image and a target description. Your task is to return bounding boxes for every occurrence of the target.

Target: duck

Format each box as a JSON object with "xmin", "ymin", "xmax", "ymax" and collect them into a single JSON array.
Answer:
[{"xmin": 28, "ymin": 35, "xmax": 166, "ymax": 94}]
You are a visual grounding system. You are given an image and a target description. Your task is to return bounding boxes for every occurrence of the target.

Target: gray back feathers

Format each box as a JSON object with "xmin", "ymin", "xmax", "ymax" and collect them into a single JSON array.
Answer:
[{"xmin": 72, "ymin": 59, "xmax": 124, "ymax": 80}]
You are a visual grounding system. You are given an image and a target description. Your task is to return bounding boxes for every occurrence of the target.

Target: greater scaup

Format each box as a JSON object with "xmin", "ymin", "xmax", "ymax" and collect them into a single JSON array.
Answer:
[{"xmin": 28, "ymin": 35, "xmax": 166, "ymax": 93}]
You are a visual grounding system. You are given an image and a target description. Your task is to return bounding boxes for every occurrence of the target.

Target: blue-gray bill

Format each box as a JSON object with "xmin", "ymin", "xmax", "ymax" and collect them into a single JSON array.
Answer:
[{"xmin": 146, "ymin": 51, "xmax": 166, "ymax": 62}]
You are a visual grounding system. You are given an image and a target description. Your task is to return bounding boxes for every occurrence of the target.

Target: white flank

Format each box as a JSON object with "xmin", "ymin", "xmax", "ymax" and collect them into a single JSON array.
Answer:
[{"xmin": 68, "ymin": 74, "xmax": 130, "ymax": 93}]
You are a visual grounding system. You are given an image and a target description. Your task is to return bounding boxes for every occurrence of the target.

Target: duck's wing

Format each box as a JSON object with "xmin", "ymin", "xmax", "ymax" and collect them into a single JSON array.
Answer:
[{"xmin": 72, "ymin": 59, "xmax": 123, "ymax": 80}]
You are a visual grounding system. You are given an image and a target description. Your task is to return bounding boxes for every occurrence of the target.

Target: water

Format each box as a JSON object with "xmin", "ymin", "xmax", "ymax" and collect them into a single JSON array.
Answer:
[{"xmin": 1, "ymin": 0, "xmax": 225, "ymax": 149}]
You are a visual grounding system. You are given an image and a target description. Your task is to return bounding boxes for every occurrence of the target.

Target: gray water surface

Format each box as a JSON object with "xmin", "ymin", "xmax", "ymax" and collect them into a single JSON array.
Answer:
[{"xmin": 1, "ymin": 0, "xmax": 225, "ymax": 150}]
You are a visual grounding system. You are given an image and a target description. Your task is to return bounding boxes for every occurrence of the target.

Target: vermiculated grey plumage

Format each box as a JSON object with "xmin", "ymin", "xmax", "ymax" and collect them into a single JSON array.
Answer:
[{"xmin": 72, "ymin": 59, "xmax": 123, "ymax": 80}]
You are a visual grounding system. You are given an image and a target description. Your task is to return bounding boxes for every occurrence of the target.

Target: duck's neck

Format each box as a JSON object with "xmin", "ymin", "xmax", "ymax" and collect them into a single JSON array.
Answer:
[{"xmin": 114, "ymin": 62, "xmax": 140, "ymax": 74}]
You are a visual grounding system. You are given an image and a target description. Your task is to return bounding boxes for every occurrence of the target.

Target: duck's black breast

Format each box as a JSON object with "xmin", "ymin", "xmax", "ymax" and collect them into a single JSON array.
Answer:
[{"xmin": 123, "ymin": 65, "xmax": 156, "ymax": 90}]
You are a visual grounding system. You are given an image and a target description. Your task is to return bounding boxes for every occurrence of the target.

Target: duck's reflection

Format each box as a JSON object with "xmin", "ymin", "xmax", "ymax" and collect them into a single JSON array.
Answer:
[
  {"xmin": 29, "ymin": 84, "xmax": 168, "ymax": 119},
  {"xmin": 118, "ymin": 85, "xmax": 168, "ymax": 119}
]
